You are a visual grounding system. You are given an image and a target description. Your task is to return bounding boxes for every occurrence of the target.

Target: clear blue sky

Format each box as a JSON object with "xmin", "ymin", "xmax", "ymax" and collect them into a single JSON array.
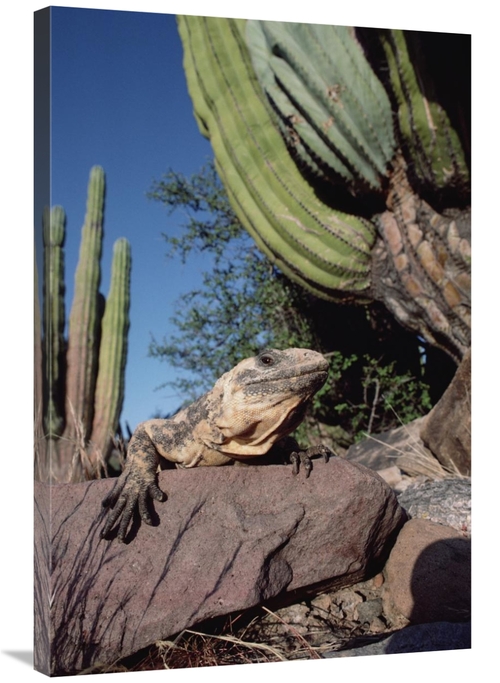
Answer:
[{"xmin": 47, "ymin": 7, "xmax": 215, "ymax": 431}]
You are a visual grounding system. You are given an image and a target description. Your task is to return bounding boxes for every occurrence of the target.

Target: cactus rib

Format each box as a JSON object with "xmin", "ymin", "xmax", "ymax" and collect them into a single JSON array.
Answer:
[{"xmin": 246, "ymin": 20, "xmax": 396, "ymax": 194}]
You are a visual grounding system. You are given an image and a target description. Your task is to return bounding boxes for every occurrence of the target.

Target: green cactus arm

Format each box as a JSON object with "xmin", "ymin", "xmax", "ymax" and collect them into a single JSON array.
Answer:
[
  {"xmin": 64, "ymin": 166, "xmax": 105, "ymax": 442},
  {"xmin": 42, "ymin": 205, "xmax": 66, "ymax": 437},
  {"xmin": 178, "ymin": 15, "xmax": 376, "ymax": 300},
  {"xmin": 89, "ymin": 238, "xmax": 131, "ymax": 469},
  {"xmin": 379, "ymin": 29, "xmax": 469, "ymax": 191}
]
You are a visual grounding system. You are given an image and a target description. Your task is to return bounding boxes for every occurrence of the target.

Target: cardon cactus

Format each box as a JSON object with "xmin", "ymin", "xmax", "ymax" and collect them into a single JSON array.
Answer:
[
  {"xmin": 179, "ymin": 16, "xmax": 376, "ymax": 302},
  {"xmin": 42, "ymin": 205, "xmax": 66, "ymax": 438},
  {"xmin": 378, "ymin": 29, "xmax": 469, "ymax": 193},
  {"xmin": 246, "ymin": 21, "xmax": 396, "ymax": 195},
  {"xmin": 89, "ymin": 237, "xmax": 131, "ymax": 466},
  {"xmin": 64, "ymin": 165, "xmax": 105, "ymax": 447},
  {"xmin": 177, "ymin": 16, "xmax": 470, "ymax": 363},
  {"xmin": 38, "ymin": 166, "xmax": 131, "ymax": 482}
]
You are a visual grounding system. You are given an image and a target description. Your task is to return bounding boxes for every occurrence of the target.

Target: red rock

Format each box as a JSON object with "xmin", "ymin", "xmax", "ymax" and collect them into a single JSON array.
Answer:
[{"xmin": 35, "ymin": 458, "xmax": 406, "ymax": 674}]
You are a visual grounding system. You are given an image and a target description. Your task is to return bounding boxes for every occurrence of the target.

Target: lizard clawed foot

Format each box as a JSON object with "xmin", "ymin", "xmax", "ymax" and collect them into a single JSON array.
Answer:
[
  {"xmin": 289, "ymin": 444, "xmax": 332, "ymax": 478},
  {"xmin": 101, "ymin": 471, "xmax": 165, "ymax": 542}
]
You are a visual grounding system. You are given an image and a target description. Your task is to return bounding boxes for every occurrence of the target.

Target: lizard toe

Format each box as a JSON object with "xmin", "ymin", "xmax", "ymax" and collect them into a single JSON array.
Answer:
[{"xmin": 148, "ymin": 483, "xmax": 166, "ymax": 502}]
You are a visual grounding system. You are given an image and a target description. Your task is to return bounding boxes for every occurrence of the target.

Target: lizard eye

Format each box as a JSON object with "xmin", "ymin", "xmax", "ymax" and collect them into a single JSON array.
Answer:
[{"xmin": 259, "ymin": 353, "xmax": 275, "ymax": 366}]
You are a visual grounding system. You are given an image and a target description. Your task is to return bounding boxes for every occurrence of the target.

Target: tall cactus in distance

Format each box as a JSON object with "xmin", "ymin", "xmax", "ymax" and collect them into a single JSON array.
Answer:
[
  {"xmin": 63, "ymin": 165, "xmax": 105, "ymax": 448},
  {"xmin": 42, "ymin": 205, "xmax": 66, "ymax": 438},
  {"xmin": 89, "ymin": 237, "xmax": 131, "ymax": 468},
  {"xmin": 37, "ymin": 166, "xmax": 132, "ymax": 483},
  {"xmin": 177, "ymin": 16, "xmax": 471, "ymax": 363},
  {"xmin": 34, "ymin": 254, "xmax": 46, "ymax": 481}
]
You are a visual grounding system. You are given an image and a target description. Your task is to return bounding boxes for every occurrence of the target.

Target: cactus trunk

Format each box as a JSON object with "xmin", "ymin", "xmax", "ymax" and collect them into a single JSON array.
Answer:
[
  {"xmin": 42, "ymin": 205, "xmax": 66, "ymax": 438},
  {"xmin": 63, "ymin": 167, "xmax": 105, "ymax": 458},
  {"xmin": 373, "ymin": 153, "xmax": 470, "ymax": 361},
  {"xmin": 89, "ymin": 238, "xmax": 131, "ymax": 474}
]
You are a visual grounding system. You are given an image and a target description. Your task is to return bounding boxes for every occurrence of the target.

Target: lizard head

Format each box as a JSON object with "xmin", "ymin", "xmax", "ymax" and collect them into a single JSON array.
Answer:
[{"xmin": 208, "ymin": 348, "xmax": 329, "ymax": 456}]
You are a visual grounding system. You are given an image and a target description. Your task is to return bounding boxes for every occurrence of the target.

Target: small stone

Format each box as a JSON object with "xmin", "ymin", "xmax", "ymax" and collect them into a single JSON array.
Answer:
[
  {"xmin": 368, "ymin": 617, "xmax": 387, "ymax": 633},
  {"xmin": 328, "ymin": 603, "xmax": 343, "ymax": 620},
  {"xmin": 310, "ymin": 593, "xmax": 332, "ymax": 614},
  {"xmin": 279, "ymin": 603, "xmax": 310, "ymax": 625},
  {"xmin": 357, "ymin": 598, "xmax": 384, "ymax": 625},
  {"xmin": 333, "ymin": 589, "xmax": 364, "ymax": 621}
]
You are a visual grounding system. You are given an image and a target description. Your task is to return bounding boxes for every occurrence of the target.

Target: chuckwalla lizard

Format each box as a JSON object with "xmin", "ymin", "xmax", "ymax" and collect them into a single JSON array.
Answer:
[{"xmin": 101, "ymin": 348, "xmax": 331, "ymax": 541}]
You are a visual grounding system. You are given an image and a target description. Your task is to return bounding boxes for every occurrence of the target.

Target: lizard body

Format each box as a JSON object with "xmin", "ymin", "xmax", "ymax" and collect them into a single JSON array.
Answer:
[{"xmin": 101, "ymin": 348, "xmax": 330, "ymax": 541}]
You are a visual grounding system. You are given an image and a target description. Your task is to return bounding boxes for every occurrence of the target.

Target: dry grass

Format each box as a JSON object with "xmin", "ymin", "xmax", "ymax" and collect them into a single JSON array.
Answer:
[
  {"xmin": 259, "ymin": 607, "xmax": 322, "ymax": 659},
  {"xmin": 363, "ymin": 431, "xmax": 463, "ymax": 479},
  {"xmin": 155, "ymin": 629, "xmax": 287, "ymax": 669},
  {"xmin": 34, "ymin": 400, "xmax": 121, "ymax": 484},
  {"xmin": 82, "ymin": 605, "xmax": 340, "ymax": 674},
  {"xmin": 362, "ymin": 405, "xmax": 469, "ymax": 480}
]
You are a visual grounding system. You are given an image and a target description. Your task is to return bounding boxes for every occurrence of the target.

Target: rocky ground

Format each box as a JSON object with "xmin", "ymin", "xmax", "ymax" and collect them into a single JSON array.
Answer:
[
  {"xmin": 117, "ymin": 473, "xmax": 470, "ymax": 672},
  {"xmin": 81, "ymin": 459, "xmax": 470, "ymax": 675},
  {"xmin": 47, "ymin": 467, "xmax": 471, "ymax": 674}
]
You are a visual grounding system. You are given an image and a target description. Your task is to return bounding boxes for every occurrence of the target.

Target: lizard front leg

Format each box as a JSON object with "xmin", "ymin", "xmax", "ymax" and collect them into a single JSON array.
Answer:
[{"xmin": 100, "ymin": 426, "xmax": 165, "ymax": 542}]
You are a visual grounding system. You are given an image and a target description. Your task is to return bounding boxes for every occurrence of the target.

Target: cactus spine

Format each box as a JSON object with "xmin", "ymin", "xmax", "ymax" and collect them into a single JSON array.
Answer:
[{"xmin": 38, "ymin": 166, "xmax": 131, "ymax": 482}]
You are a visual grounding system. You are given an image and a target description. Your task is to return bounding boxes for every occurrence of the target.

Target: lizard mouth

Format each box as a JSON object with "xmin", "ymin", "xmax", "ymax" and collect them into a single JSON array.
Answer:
[
  {"xmin": 243, "ymin": 367, "xmax": 328, "ymax": 397},
  {"xmin": 295, "ymin": 368, "xmax": 329, "ymax": 390}
]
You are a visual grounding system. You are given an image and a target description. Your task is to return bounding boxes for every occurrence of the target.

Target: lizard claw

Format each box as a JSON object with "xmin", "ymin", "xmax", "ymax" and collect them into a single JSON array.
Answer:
[
  {"xmin": 289, "ymin": 444, "xmax": 333, "ymax": 478},
  {"xmin": 289, "ymin": 451, "xmax": 313, "ymax": 478},
  {"xmin": 308, "ymin": 444, "xmax": 331, "ymax": 464}
]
